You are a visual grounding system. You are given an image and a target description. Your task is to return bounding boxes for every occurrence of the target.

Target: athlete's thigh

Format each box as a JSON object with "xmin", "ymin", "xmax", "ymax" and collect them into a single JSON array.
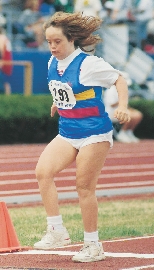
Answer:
[
  {"xmin": 36, "ymin": 136, "xmax": 78, "ymax": 176},
  {"xmin": 76, "ymin": 141, "xmax": 110, "ymax": 189}
]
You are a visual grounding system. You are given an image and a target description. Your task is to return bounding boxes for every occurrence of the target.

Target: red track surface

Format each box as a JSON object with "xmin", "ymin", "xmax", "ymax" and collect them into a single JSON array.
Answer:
[
  {"xmin": 0, "ymin": 140, "xmax": 154, "ymax": 269},
  {"xmin": 0, "ymin": 140, "xmax": 154, "ymax": 203},
  {"xmin": 0, "ymin": 236, "xmax": 154, "ymax": 270}
]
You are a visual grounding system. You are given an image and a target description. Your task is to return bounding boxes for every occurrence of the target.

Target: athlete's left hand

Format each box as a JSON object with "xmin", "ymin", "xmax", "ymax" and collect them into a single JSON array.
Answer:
[{"xmin": 113, "ymin": 106, "xmax": 131, "ymax": 124}]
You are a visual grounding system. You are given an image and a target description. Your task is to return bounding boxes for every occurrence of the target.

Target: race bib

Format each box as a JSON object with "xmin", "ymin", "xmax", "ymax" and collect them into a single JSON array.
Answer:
[{"xmin": 49, "ymin": 80, "xmax": 76, "ymax": 109}]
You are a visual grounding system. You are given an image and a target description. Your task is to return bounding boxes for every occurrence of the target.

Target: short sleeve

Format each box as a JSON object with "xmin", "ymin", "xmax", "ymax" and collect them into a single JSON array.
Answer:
[{"xmin": 79, "ymin": 55, "xmax": 121, "ymax": 89}]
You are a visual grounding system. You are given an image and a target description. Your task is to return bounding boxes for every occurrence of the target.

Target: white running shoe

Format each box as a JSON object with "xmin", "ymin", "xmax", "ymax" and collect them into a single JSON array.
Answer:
[
  {"xmin": 116, "ymin": 130, "xmax": 132, "ymax": 143},
  {"xmin": 72, "ymin": 242, "xmax": 105, "ymax": 263},
  {"xmin": 126, "ymin": 130, "xmax": 140, "ymax": 143},
  {"xmin": 33, "ymin": 227, "xmax": 71, "ymax": 249}
]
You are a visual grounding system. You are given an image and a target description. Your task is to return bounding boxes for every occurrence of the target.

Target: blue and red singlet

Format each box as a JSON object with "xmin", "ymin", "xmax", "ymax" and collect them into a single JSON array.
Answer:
[{"xmin": 48, "ymin": 52, "xmax": 113, "ymax": 139}]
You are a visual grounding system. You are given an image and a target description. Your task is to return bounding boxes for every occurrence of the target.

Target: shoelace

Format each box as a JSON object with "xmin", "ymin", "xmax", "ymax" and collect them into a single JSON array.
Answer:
[
  {"xmin": 79, "ymin": 243, "xmax": 100, "ymax": 255},
  {"xmin": 79, "ymin": 245, "xmax": 91, "ymax": 254}
]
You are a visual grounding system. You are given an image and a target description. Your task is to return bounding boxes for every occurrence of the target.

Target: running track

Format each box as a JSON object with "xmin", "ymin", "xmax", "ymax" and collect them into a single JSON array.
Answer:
[
  {"xmin": 0, "ymin": 139, "xmax": 154, "ymax": 204},
  {"xmin": 0, "ymin": 140, "xmax": 154, "ymax": 269}
]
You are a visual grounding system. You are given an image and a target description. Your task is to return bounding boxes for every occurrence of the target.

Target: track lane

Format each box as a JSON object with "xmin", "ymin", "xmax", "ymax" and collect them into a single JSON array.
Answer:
[{"xmin": 0, "ymin": 140, "xmax": 154, "ymax": 204}]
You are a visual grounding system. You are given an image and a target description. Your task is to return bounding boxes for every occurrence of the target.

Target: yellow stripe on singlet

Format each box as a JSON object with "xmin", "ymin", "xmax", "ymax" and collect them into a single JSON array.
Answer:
[{"xmin": 74, "ymin": 88, "xmax": 95, "ymax": 101}]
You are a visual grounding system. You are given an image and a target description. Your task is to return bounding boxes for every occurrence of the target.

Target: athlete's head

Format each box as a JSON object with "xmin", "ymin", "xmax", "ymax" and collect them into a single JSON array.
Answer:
[{"xmin": 44, "ymin": 11, "xmax": 102, "ymax": 58}]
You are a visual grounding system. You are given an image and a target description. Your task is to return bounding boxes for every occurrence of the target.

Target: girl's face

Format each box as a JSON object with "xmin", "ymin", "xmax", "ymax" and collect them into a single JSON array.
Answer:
[{"xmin": 45, "ymin": 26, "xmax": 75, "ymax": 60}]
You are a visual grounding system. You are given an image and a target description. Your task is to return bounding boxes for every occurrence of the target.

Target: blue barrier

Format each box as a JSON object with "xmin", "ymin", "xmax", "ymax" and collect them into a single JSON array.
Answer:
[
  {"xmin": 8, "ymin": 50, "xmax": 154, "ymax": 94},
  {"xmin": 10, "ymin": 50, "xmax": 51, "ymax": 94}
]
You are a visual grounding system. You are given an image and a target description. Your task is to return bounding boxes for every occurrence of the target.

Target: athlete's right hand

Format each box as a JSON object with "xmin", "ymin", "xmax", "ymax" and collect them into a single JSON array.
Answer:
[{"xmin": 51, "ymin": 103, "xmax": 58, "ymax": 117}]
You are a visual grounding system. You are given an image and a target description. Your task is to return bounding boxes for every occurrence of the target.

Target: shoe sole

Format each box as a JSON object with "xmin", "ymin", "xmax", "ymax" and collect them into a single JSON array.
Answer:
[
  {"xmin": 72, "ymin": 254, "xmax": 105, "ymax": 263},
  {"xmin": 34, "ymin": 239, "xmax": 71, "ymax": 250}
]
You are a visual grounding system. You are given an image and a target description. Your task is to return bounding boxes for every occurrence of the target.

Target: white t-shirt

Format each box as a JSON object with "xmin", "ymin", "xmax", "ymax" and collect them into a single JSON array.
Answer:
[
  {"xmin": 103, "ymin": 85, "xmax": 119, "ymax": 123},
  {"xmin": 48, "ymin": 48, "xmax": 120, "ymax": 89}
]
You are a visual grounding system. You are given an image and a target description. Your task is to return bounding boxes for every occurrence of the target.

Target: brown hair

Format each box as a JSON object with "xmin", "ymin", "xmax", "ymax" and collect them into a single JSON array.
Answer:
[{"xmin": 43, "ymin": 12, "xmax": 102, "ymax": 52}]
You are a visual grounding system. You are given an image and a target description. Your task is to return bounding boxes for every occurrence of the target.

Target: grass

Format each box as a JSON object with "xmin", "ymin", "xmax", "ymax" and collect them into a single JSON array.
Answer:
[{"xmin": 9, "ymin": 198, "xmax": 154, "ymax": 247}]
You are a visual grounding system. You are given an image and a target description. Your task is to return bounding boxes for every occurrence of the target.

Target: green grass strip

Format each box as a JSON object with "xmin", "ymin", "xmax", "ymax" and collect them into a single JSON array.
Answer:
[{"xmin": 9, "ymin": 198, "xmax": 154, "ymax": 246}]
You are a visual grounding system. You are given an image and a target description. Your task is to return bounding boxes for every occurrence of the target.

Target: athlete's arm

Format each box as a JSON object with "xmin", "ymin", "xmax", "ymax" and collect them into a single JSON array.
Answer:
[{"xmin": 113, "ymin": 75, "xmax": 131, "ymax": 124}]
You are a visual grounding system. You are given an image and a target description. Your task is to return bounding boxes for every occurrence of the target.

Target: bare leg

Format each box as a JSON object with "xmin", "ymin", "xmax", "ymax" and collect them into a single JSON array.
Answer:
[
  {"xmin": 35, "ymin": 136, "xmax": 78, "ymax": 216},
  {"xmin": 76, "ymin": 141, "xmax": 110, "ymax": 232}
]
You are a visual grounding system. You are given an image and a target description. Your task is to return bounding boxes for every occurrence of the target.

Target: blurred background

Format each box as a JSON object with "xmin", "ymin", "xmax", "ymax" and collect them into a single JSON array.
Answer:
[
  {"xmin": 0, "ymin": 0, "xmax": 154, "ymax": 144},
  {"xmin": 0, "ymin": 0, "xmax": 154, "ymax": 96}
]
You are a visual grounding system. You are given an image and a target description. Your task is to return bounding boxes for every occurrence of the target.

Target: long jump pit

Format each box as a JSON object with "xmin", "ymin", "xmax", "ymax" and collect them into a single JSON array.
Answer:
[{"xmin": 0, "ymin": 235, "xmax": 154, "ymax": 270}]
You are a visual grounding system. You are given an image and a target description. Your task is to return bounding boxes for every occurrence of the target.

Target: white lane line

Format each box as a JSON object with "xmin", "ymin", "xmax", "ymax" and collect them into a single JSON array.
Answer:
[
  {"xmin": 103, "ymin": 171, "xmax": 154, "ymax": 178},
  {"xmin": 0, "ymin": 189, "xmax": 39, "ymax": 195},
  {"xmin": 0, "ymin": 170, "xmax": 35, "ymax": 176},
  {"xmin": 0, "ymin": 152, "xmax": 154, "ymax": 163},
  {"xmin": 105, "ymin": 252, "xmax": 154, "ymax": 258},
  {"xmin": 0, "ymin": 179, "xmax": 37, "ymax": 185},
  {"xmin": 0, "ymin": 250, "xmax": 77, "ymax": 256},
  {"xmin": 104, "ymin": 235, "xmax": 154, "ymax": 242},
  {"xmin": 97, "ymin": 181, "xmax": 154, "ymax": 188},
  {"xmin": 121, "ymin": 265, "xmax": 154, "ymax": 270},
  {"xmin": 55, "ymin": 171, "xmax": 154, "ymax": 179},
  {"xmin": 1, "ymin": 171, "xmax": 154, "ymax": 183},
  {"xmin": 0, "ymin": 157, "xmax": 38, "ymax": 163},
  {"xmin": 104, "ymin": 164, "xmax": 154, "ymax": 171},
  {"xmin": 1, "ymin": 250, "xmax": 154, "ymax": 259},
  {"xmin": 0, "ymin": 153, "xmax": 41, "ymax": 158},
  {"xmin": 0, "ymin": 164, "xmax": 154, "ymax": 176},
  {"xmin": 0, "ymin": 180, "xmax": 154, "ymax": 194},
  {"xmin": 108, "ymin": 152, "xmax": 154, "ymax": 158}
]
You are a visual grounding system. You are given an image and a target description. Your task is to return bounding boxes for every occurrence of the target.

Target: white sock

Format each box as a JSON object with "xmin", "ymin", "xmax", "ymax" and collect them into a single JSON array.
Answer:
[
  {"xmin": 47, "ymin": 215, "xmax": 64, "ymax": 231},
  {"xmin": 84, "ymin": 231, "xmax": 99, "ymax": 246}
]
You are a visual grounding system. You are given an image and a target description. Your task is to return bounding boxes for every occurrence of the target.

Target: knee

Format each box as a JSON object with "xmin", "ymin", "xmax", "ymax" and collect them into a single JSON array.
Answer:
[
  {"xmin": 35, "ymin": 163, "xmax": 54, "ymax": 183},
  {"xmin": 76, "ymin": 182, "xmax": 92, "ymax": 199}
]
